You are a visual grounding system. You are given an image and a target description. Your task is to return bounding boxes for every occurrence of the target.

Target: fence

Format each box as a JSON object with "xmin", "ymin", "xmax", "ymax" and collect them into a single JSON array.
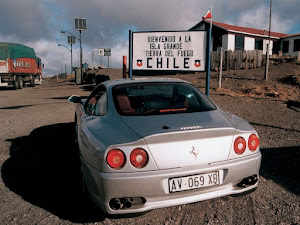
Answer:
[{"xmin": 211, "ymin": 50, "xmax": 264, "ymax": 71}]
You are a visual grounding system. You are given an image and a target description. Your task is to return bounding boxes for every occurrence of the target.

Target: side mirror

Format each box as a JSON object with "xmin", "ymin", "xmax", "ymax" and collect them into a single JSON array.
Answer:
[{"xmin": 68, "ymin": 95, "xmax": 82, "ymax": 103}]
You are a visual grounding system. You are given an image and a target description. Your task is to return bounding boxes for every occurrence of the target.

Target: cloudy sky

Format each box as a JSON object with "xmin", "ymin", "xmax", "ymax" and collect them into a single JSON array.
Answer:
[{"xmin": 0, "ymin": 0, "xmax": 299, "ymax": 76}]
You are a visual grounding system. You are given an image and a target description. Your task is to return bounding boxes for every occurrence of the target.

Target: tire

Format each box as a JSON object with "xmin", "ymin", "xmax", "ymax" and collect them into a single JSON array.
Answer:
[
  {"xmin": 30, "ymin": 76, "xmax": 36, "ymax": 87},
  {"xmin": 17, "ymin": 76, "xmax": 23, "ymax": 89},
  {"xmin": 79, "ymin": 164, "xmax": 89, "ymax": 202},
  {"xmin": 13, "ymin": 78, "xmax": 19, "ymax": 90}
]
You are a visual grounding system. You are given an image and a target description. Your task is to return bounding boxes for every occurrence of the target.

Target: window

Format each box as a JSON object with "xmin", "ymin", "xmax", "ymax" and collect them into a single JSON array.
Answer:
[
  {"xmin": 235, "ymin": 36, "xmax": 244, "ymax": 50},
  {"xmin": 294, "ymin": 39, "xmax": 300, "ymax": 52},
  {"xmin": 255, "ymin": 39, "xmax": 263, "ymax": 50},
  {"xmin": 283, "ymin": 40, "xmax": 289, "ymax": 53},
  {"xmin": 97, "ymin": 92, "xmax": 108, "ymax": 115},
  {"xmin": 213, "ymin": 36, "xmax": 222, "ymax": 51},
  {"xmin": 85, "ymin": 85, "xmax": 107, "ymax": 116},
  {"xmin": 113, "ymin": 83, "xmax": 216, "ymax": 116}
]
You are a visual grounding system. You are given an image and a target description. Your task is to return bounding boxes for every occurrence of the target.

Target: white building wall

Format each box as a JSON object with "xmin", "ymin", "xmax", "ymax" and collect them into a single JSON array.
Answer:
[
  {"xmin": 263, "ymin": 40, "xmax": 273, "ymax": 55},
  {"xmin": 244, "ymin": 37, "xmax": 255, "ymax": 50},
  {"xmin": 221, "ymin": 32, "xmax": 278, "ymax": 55},
  {"xmin": 227, "ymin": 34, "xmax": 235, "ymax": 51},
  {"xmin": 222, "ymin": 34, "xmax": 235, "ymax": 51},
  {"xmin": 282, "ymin": 36, "xmax": 300, "ymax": 56},
  {"xmin": 222, "ymin": 35, "xmax": 228, "ymax": 51}
]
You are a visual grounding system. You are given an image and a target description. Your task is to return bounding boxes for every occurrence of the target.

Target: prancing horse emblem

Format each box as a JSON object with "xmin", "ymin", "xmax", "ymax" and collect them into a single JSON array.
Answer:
[{"xmin": 190, "ymin": 146, "xmax": 199, "ymax": 159}]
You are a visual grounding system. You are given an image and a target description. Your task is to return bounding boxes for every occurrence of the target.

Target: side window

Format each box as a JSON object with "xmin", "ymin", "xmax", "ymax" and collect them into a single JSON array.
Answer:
[
  {"xmin": 86, "ymin": 86, "xmax": 107, "ymax": 116},
  {"xmin": 235, "ymin": 36, "xmax": 245, "ymax": 50},
  {"xmin": 97, "ymin": 91, "xmax": 107, "ymax": 116}
]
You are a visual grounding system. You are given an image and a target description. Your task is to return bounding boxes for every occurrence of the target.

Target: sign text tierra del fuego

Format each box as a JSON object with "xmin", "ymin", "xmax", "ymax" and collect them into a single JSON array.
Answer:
[{"xmin": 133, "ymin": 31, "xmax": 206, "ymax": 71}]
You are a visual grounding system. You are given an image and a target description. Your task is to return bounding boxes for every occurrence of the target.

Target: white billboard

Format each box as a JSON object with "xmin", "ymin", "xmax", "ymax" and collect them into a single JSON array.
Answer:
[{"xmin": 132, "ymin": 31, "xmax": 206, "ymax": 71}]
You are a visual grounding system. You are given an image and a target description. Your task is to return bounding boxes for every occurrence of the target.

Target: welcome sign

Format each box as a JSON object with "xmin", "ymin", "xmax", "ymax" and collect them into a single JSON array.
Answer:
[{"xmin": 132, "ymin": 31, "xmax": 206, "ymax": 71}]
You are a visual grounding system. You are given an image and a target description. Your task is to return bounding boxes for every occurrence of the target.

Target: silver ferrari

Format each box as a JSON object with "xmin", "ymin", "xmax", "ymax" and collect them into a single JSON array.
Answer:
[{"xmin": 69, "ymin": 78, "xmax": 261, "ymax": 214}]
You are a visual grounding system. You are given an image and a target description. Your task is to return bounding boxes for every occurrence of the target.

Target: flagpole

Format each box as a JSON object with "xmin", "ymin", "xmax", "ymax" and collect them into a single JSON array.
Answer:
[
  {"xmin": 206, "ymin": 5, "xmax": 212, "ymax": 96},
  {"xmin": 264, "ymin": 0, "xmax": 272, "ymax": 80}
]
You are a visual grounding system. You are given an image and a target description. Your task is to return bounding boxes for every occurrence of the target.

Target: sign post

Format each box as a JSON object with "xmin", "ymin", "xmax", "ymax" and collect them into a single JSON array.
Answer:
[
  {"xmin": 206, "ymin": 26, "xmax": 212, "ymax": 96},
  {"xmin": 98, "ymin": 48, "xmax": 104, "ymax": 66},
  {"xmin": 67, "ymin": 35, "xmax": 75, "ymax": 74},
  {"xmin": 129, "ymin": 30, "xmax": 133, "ymax": 79},
  {"xmin": 104, "ymin": 48, "xmax": 111, "ymax": 68}
]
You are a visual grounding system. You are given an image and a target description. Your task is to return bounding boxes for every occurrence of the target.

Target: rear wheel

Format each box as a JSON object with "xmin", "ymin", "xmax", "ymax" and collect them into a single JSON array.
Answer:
[
  {"xmin": 79, "ymin": 164, "xmax": 89, "ymax": 202},
  {"xmin": 30, "ymin": 76, "xmax": 36, "ymax": 87},
  {"xmin": 17, "ymin": 76, "xmax": 23, "ymax": 89},
  {"xmin": 13, "ymin": 77, "xmax": 19, "ymax": 90}
]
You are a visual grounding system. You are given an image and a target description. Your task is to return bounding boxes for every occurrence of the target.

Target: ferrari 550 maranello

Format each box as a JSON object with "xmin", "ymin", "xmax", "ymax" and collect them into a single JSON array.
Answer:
[{"xmin": 68, "ymin": 78, "xmax": 261, "ymax": 214}]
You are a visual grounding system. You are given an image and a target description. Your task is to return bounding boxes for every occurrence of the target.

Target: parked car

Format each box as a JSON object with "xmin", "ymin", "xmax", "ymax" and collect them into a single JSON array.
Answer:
[{"xmin": 68, "ymin": 78, "xmax": 261, "ymax": 214}]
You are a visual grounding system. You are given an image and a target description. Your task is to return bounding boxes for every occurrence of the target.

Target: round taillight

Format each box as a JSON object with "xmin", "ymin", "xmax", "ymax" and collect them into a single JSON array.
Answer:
[
  {"xmin": 106, "ymin": 149, "xmax": 126, "ymax": 169},
  {"xmin": 234, "ymin": 137, "xmax": 246, "ymax": 155},
  {"xmin": 248, "ymin": 134, "xmax": 259, "ymax": 151},
  {"xmin": 130, "ymin": 148, "xmax": 148, "ymax": 168}
]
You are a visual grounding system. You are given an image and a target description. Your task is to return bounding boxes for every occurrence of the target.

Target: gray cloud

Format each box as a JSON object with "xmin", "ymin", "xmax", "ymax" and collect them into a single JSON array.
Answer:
[
  {"xmin": 0, "ymin": 0, "xmax": 299, "ymax": 76},
  {"xmin": 0, "ymin": 0, "xmax": 52, "ymax": 41}
]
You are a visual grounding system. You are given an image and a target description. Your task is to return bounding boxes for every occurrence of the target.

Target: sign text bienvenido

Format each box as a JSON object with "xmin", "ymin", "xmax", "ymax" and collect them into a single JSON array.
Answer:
[{"xmin": 132, "ymin": 31, "xmax": 206, "ymax": 71}]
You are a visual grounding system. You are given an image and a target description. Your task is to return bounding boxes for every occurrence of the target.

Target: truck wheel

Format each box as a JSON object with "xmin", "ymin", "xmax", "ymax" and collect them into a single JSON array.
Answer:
[
  {"xmin": 17, "ymin": 76, "xmax": 23, "ymax": 89},
  {"xmin": 13, "ymin": 79, "xmax": 19, "ymax": 90},
  {"xmin": 30, "ymin": 76, "xmax": 36, "ymax": 87}
]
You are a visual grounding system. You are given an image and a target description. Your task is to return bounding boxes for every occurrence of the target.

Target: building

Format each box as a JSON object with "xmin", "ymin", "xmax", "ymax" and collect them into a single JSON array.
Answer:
[
  {"xmin": 281, "ymin": 34, "xmax": 300, "ymax": 56},
  {"xmin": 190, "ymin": 19, "xmax": 300, "ymax": 56}
]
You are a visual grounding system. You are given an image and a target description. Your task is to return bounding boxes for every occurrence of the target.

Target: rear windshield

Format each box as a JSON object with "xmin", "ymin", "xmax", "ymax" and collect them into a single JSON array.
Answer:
[{"xmin": 113, "ymin": 82, "xmax": 216, "ymax": 116}]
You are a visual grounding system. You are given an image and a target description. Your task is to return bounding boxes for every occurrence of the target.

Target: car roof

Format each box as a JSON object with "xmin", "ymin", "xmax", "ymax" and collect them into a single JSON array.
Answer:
[{"xmin": 102, "ymin": 77, "xmax": 190, "ymax": 89}]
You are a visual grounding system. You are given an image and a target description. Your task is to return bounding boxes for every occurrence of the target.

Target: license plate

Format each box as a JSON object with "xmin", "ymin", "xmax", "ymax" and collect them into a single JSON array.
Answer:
[{"xmin": 168, "ymin": 171, "xmax": 222, "ymax": 193}]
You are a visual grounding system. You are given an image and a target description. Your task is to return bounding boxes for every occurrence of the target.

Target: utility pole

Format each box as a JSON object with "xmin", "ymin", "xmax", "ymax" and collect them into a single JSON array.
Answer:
[
  {"xmin": 129, "ymin": 30, "xmax": 133, "ymax": 79},
  {"xmin": 219, "ymin": 47, "xmax": 223, "ymax": 89},
  {"xmin": 206, "ymin": 6, "xmax": 212, "ymax": 96},
  {"xmin": 264, "ymin": 0, "xmax": 272, "ymax": 80},
  {"xmin": 79, "ymin": 30, "xmax": 82, "ymax": 82},
  {"xmin": 74, "ymin": 17, "xmax": 87, "ymax": 84},
  {"xmin": 70, "ymin": 43, "xmax": 73, "ymax": 74}
]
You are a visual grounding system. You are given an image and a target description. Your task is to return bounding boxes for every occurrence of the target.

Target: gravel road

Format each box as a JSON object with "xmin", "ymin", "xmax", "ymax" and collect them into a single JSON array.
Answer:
[{"xmin": 0, "ymin": 65, "xmax": 299, "ymax": 225}]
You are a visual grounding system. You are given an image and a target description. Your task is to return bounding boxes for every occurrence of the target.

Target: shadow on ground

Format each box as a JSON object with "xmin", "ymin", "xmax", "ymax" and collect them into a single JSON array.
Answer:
[
  {"xmin": 2, "ymin": 123, "xmax": 299, "ymax": 222},
  {"xmin": 260, "ymin": 146, "xmax": 300, "ymax": 195},
  {"xmin": 1, "ymin": 123, "xmax": 107, "ymax": 223},
  {"xmin": 80, "ymin": 84, "xmax": 96, "ymax": 92}
]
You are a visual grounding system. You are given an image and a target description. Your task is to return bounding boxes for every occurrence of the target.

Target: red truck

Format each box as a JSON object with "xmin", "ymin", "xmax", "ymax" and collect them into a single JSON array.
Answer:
[{"xmin": 0, "ymin": 42, "xmax": 42, "ymax": 89}]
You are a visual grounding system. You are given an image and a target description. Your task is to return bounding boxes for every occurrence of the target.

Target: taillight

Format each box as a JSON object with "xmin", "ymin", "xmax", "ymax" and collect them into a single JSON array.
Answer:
[
  {"xmin": 130, "ymin": 148, "xmax": 148, "ymax": 168},
  {"xmin": 106, "ymin": 149, "xmax": 126, "ymax": 169},
  {"xmin": 248, "ymin": 134, "xmax": 259, "ymax": 151},
  {"xmin": 234, "ymin": 137, "xmax": 246, "ymax": 155}
]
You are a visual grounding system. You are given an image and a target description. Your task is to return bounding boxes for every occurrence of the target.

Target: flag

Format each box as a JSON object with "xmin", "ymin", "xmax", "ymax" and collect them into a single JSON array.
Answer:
[{"xmin": 202, "ymin": 9, "xmax": 212, "ymax": 20}]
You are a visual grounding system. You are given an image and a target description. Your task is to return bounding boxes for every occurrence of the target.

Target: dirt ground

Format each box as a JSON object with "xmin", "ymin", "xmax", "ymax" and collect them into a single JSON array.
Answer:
[{"xmin": 0, "ymin": 63, "xmax": 299, "ymax": 225}]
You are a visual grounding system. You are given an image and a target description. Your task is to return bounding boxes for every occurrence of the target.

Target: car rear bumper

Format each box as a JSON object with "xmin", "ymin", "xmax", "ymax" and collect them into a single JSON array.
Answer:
[{"xmin": 82, "ymin": 152, "xmax": 261, "ymax": 214}]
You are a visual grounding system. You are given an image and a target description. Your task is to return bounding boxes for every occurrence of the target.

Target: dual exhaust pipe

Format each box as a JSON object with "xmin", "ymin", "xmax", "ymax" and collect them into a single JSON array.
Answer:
[
  {"xmin": 109, "ymin": 197, "xmax": 145, "ymax": 210},
  {"xmin": 237, "ymin": 175, "xmax": 258, "ymax": 188}
]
